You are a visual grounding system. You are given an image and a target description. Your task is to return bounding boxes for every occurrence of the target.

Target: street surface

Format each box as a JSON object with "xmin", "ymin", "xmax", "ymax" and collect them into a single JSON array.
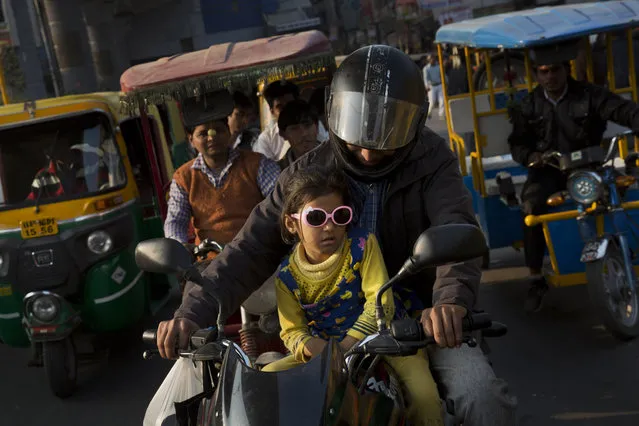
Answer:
[{"xmin": 1, "ymin": 117, "xmax": 638, "ymax": 425}]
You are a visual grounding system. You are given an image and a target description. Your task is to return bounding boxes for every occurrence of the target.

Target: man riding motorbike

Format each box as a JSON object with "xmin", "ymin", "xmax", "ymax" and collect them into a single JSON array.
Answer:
[
  {"xmin": 508, "ymin": 40, "xmax": 639, "ymax": 312},
  {"xmin": 157, "ymin": 46, "xmax": 518, "ymax": 426}
]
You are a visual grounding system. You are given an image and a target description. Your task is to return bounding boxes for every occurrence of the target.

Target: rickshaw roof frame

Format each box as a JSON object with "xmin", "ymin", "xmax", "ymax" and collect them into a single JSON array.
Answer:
[
  {"xmin": 119, "ymin": 30, "xmax": 334, "ymax": 114},
  {"xmin": 435, "ymin": 1, "xmax": 639, "ymax": 49},
  {"xmin": 0, "ymin": 92, "xmax": 124, "ymax": 121}
]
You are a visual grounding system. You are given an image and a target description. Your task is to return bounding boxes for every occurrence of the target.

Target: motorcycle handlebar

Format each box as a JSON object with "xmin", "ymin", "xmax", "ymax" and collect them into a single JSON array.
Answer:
[
  {"xmin": 463, "ymin": 312, "xmax": 491, "ymax": 331},
  {"xmin": 348, "ymin": 313, "xmax": 506, "ymax": 358},
  {"xmin": 141, "ymin": 327, "xmax": 218, "ymax": 360},
  {"xmin": 194, "ymin": 239, "xmax": 224, "ymax": 259},
  {"xmin": 390, "ymin": 313, "xmax": 493, "ymax": 342},
  {"xmin": 142, "ymin": 329, "xmax": 157, "ymax": 345},
  {"xmin": 143, "ymin": 314, "xmax": 505, "ymax": 360}
]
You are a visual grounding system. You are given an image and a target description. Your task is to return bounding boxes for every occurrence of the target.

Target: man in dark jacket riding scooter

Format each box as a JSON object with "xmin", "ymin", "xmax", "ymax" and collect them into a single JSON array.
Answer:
[
  {"xmin": 509, "ymin": 40, "xmax": 639, "ymax": 312},
  {"xmin": 157, "ymin": 45, "xmax": 518, "ymax": 425}
]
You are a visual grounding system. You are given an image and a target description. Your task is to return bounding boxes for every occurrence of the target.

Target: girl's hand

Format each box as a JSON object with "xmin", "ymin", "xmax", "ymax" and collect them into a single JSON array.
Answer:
[
  {"xmin": 303, "ymin": 338, "xmax": 327, "ymax": 359},
  {"xmin": 339, "ymin": 335, "xmax": 359, "ymax": 352}
]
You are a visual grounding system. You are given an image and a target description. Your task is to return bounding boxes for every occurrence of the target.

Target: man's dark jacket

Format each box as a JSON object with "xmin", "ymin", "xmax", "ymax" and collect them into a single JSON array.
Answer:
[
  {"xmin": 509, "ymin": 77, "xmax": 639, "ymax": 166},
  {"xmin": 175, "ymin": 127, "xmax": 481, "ymax": 326}
]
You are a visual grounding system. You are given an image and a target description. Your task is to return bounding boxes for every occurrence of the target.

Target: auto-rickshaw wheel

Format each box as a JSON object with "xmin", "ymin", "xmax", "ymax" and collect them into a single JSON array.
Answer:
[
  {"xmin": 43, "ymin": 338, "xmax": 77, "ymax": 398},
  {"xmin": 586, "ymin": 242, "xmax": 639, "ymax": 341}
]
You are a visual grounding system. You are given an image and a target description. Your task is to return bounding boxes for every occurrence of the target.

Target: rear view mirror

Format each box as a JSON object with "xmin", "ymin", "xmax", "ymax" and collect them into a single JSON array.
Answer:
[
  {"xmin": 402, "ymin": 224, "xmax": 487, "ymax": 275},
  {"xmin": 135, "ymin": 238, "xmax": 193, "ymax": 275}
]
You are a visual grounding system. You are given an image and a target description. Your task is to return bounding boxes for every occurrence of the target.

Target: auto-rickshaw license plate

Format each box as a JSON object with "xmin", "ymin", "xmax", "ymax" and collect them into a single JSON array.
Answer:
[{"xmin": 20, "ymin": 218, "xmax": 59, "ymax": 239}]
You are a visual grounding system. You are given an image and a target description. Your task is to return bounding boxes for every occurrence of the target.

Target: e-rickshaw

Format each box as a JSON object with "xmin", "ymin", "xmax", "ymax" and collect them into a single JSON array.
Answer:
[
  {"xmin": 119, "ymin": 30, "xmax": 336, "ymax": 361},
  {"xmin": 0, "ymin": 92, "xmax": 178, "ymax": 397},
  {"xmin": 435, "ymin": 1, "xmax": 639, "ymax": 339}
]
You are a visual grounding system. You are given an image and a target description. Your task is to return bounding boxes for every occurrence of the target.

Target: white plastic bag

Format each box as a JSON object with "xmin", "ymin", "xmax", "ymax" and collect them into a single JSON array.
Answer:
[{"xmin": 143, "ymin": 357, "xmax": 203, "ymax": 426}]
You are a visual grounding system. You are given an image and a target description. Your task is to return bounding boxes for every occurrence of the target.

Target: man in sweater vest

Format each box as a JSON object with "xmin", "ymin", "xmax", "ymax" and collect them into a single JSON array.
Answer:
[{"xmin": 164, "ymin": 90, "xmax": 281, "ymax": 247}]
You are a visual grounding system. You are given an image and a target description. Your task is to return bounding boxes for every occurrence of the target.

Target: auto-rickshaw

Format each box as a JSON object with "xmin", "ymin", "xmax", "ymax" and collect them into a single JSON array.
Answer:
[
  {"xmin": 119, "ymin": 30, "xmax": 336, "ymax": 361},
  {"xmin": 0, "ymin": 92, "xmax": 177, "ymax": 397},
  {"xmin": 435, "ymin": 1, "xmax": 639, "ymax": 339}
]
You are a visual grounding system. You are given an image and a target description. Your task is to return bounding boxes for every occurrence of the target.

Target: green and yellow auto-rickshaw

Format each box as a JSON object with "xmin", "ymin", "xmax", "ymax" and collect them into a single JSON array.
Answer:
[
  {"xmin": 435, "ymin": 1, "xmax": 639, "ymax": 339},
  {"xmin": 0, "ymin": 92, "xmax": 177, "ymax": 397}
]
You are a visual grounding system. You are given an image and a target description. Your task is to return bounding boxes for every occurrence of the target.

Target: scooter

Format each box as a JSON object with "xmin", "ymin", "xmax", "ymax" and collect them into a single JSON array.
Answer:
[
  {"xmin": 532, "ymin": 131, "xmax": 639, "ymax": 339},
  {"xmin": 136, "ymin": 223, "xmax": 507, "ymax": 425}
]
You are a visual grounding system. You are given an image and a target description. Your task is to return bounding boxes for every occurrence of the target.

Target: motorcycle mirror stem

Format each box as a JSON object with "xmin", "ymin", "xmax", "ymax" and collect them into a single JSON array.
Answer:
[
  {"xmin": 372, "ymin": 224, "xmax": 489, "ymax": 332},
  {"xmin": 374, "ymin": 257, "xmax": 420, "ymax": 331},
  {"xmin": 134, "ymin": 238, "xmax": 227, "ymax": 336}
]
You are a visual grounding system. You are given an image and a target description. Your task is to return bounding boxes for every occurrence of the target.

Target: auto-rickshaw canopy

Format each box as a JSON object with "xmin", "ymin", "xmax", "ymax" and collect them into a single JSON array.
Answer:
[
  {"xmin": 430, "ymin": 0, "xmax": 639, "ymax": 288},
  {"xmin": 435, "ymin": 0, "xmax": 639, "ymax": 48},
  {"xmin": 119, "ymin": 30, "xmax": 334, "ymax": 112}
]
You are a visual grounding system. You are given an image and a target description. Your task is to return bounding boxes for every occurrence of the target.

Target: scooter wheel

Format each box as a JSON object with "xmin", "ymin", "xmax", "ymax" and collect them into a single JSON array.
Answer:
[
  {"xmin": 43, "ymin": 338, "xmax": 77, "ymax": 398},
  {"xmin": 586, "ymin": 242, "xmax": 639, "ymax": 341}
]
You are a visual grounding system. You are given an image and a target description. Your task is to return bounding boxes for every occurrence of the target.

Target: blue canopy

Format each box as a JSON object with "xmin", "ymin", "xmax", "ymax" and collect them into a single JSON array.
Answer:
[{"xmin": 435, "ymin": 1, "xmax": 639, "ymax": 49}]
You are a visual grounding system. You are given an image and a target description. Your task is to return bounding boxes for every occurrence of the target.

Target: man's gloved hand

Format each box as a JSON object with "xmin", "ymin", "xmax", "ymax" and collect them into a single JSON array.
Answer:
[
  {"xmin": 527, "ymin": 152, "xmax": 543, "ymax": 168},
  {"xmin": 420, "ymin": 304, "xmax": 468, "ymax": 349}
]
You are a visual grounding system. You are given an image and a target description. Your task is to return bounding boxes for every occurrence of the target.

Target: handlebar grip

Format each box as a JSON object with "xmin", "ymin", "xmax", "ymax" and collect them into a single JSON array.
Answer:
[
  {"xmin": 462, "ymin": 313, "xmax": 492, "ymax": 331},
  {"xmin": 142, "ymin": 329, "xmax": 157, "ymax": 345}
]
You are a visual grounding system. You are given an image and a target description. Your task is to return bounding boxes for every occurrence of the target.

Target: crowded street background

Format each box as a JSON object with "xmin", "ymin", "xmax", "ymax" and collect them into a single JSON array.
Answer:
[{"xmin": 2, "ymin": 1, "xmax": 639, "ymax": 425}]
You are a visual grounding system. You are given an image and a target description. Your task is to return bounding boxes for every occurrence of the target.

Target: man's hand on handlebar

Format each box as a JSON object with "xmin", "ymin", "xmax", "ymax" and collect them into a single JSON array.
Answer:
[
  {"xmin": 420, "ymin": 304, "xmax": 467, "ymax": 349},
  {"xmin": 156, "ymin": 317, "xmax": 200, "ymax": 359}
]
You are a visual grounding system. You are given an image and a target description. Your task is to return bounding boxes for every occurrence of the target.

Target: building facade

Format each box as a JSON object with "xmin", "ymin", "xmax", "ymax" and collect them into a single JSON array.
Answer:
[{"xmin": 0, "ymin": 0, "xmax": 606, "ymax": 103}]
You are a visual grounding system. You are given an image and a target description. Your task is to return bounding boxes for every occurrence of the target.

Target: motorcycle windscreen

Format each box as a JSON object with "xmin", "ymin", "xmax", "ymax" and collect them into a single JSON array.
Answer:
[{"xmin": 201, "ymin": 341, "xmax": 346, "ymax": 426}]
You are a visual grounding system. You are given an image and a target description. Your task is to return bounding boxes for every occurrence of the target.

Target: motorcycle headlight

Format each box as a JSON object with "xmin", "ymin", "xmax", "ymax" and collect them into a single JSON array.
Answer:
[
  {"xmin": 87, "ymin": 230, "xmax": 113, "ymax": 255},
  {"xmin": 31, "ymin": 295, "xmax": 60, "ymax": 322},
  {"xmin": 567, "ymin": 171, "xmax": 603, "ymax": 205}
]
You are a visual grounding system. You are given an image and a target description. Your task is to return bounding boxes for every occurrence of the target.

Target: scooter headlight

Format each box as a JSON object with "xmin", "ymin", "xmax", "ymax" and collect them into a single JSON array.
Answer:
[
  {"xmin": 87, "ymin": 230, "xmax": 113, "ymax": 255},
  {"xmin": 31, "ymin": 295, "xmax": 60, "ymax": 322},
  {"xmin": 567, "ymin": 171, "xmax": 603, "ymax": 205}
]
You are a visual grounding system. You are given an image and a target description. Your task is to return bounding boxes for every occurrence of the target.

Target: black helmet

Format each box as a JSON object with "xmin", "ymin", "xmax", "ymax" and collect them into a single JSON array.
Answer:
[{"xmin": 326, "ymin": 45, "xmax": 428, "ymax": 151}]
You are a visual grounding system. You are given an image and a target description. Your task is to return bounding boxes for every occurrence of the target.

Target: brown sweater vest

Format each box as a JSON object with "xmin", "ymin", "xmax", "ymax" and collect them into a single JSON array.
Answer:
[{"xmin": 173, "ymin": 151, "xmax": 264, "ymax": 247}]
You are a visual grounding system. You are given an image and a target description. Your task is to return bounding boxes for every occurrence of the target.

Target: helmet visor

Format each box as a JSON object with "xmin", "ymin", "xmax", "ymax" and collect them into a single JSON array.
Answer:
[{"xmin": 328, "ymin": 91, "xmax": 424, "ymax": 150}]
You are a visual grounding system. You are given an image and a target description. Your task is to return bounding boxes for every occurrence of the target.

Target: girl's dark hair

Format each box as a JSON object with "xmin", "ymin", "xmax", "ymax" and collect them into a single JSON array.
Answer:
[{"xmin": 280, "ymin": 166, "xmax": 351, "ymax": 244}]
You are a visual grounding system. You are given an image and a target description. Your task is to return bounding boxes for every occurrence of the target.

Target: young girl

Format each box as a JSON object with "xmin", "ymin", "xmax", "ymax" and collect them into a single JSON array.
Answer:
[{"xmin": 263, "ymin": 166, "xmax": 444, "ymax": 426}]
